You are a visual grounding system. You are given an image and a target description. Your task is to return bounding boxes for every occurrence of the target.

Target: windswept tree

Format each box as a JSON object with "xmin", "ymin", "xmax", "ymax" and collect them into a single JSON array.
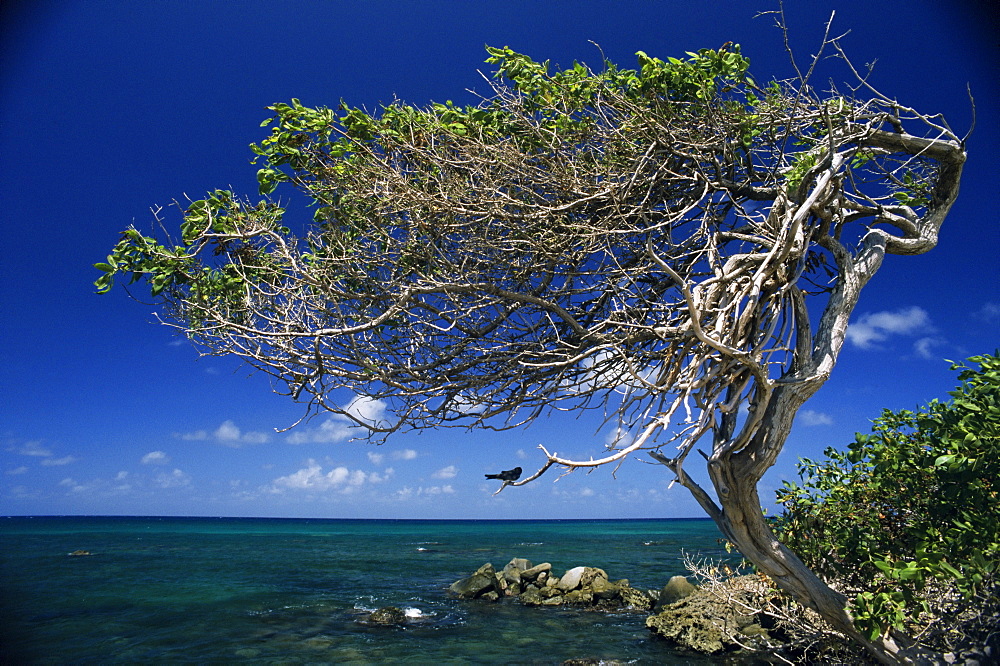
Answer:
[{"xmin": 97, "ymin": 24, "xmax": 965, "ymax": 664}]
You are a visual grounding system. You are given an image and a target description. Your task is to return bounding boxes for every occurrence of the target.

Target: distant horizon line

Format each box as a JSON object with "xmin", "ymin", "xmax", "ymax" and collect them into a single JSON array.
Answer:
[{"xmin": 1, "ymin": 514, "xmax": 716, "ymax": 522}]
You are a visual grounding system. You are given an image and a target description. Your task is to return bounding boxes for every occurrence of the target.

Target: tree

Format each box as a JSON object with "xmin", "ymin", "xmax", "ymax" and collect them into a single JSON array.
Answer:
[
  {"xmin": 774, "ymin": 353, "xmax": 999, "ymax": 653},
  {"xmin": 96, "ymin": 25, "xmax": 965, "ymax": 664}
]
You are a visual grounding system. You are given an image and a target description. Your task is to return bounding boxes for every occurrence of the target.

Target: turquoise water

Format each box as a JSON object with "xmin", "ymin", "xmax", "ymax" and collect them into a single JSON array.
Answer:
[{"xmin": 1, "ymin": 517, "xmax": 742, "ymax": 664}]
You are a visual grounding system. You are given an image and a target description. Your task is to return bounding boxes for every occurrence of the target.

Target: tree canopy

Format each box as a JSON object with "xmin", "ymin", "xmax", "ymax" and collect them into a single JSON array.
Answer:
[
  {"xmin": 96, "ymin": 43, "xmax": 962, "ymax": 469},
  {"xmin": 97, "ymin": 39, "xmax": 966, "ymax": 664}
]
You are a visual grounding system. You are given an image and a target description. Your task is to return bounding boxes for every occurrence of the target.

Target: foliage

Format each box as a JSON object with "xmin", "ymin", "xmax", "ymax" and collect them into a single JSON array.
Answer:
[
  {"xmin": 97, "ymin": 45, "xmax": 756, "ymax": 297},
  {"xmin": 93, "ymin": 44, "xmax": 959, "ymax": 449},
  {"xmin": 774, "ymin": 353, "xmax": 1000, "ymax": 641}
]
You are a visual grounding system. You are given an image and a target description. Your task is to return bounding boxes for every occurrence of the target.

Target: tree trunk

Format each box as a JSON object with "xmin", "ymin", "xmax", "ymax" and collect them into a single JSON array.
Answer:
[
  {"xmin": 699, "ymin": 388, "xmax": 939, "ymax": 665},
  {"xmin": 711, "ymin": 470, "xmax": 913, "ymax": 664}
]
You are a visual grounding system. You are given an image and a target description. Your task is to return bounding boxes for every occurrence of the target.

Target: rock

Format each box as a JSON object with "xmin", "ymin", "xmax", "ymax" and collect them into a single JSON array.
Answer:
[
  {"xmin": 591, "ymin": 577, "xmax": 619, "ymax": 600},
  {"xmin": 564, "ymin": 589, "xmax": 593, "ymax": 604},
  {"xmin": 645, "ymin": 575, "xmax": 764, "ymax": 653},
  {"xmin": 658, "ymin": 575, "xmax": 696, "ymax": 606},
  {"xmin": 557, "ymin": 566, "xmax": 587, "ymax": 591},
  {"xmin": 519, "ymin": 587, "xmax": 543, "ymax": 606},
  {"xmin": 448, "ymin": 563, "xmax": 501, "ymax": 600},
  {"xmin": 450, "ymin": 557, "xmax": 664, "ymax": 612},
  {"xmin": 539, "ymin": 586, "xmax": 562, "ymax": 599},
  {"xmin": 68, "ymin": 550, "xmax": 92, "ymax": 557},
  {"xmin": 366, "ymin": 606, "xmax": 407, "ymax": 625},
  {"xmin": 617, "ymin": 583, "xmax": 655, "ymax": 611},
  {"xmin": 506, "ymin": 557, "xmax": 532, "ymax": 571},
  {"xmin": 520, "ymin": 562, "xmax": 551, "ymax": 582},
  {"xmin": 579, "ymin": 567, "xmax": 608, "ymax": 590},
  {"xmin": 502, "ymin": 558, "xmax": 530, "ymax": 594}
]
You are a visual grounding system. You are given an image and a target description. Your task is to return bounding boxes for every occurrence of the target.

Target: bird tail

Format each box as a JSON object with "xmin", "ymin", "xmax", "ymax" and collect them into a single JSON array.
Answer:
[{"xmin": 484, "ymin": 473, "xmax": 501, "ymax": 479}]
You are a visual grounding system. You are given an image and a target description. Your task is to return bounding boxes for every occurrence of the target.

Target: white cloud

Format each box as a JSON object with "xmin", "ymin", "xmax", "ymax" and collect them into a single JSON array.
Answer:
[
  {"xmin": 155, "ymin": 469, "xmax": 191, "ymax": 488},
  {"xmin": 367, "ymin": 451, "xmax": 385, "ymax": 465},
  {"xmin": 141, "ymin": 451, "xmax": 170, "ymax": 465},
  {"xmin": 913, "ymin": 336, "xmax": 946, "ymax": 360},
  {"xmin": 41, "ymin": 456, "xmax": 78, "ymax": 466},
  {"xmin": 798, "ymin": 409, "xmax": 833, "ymax": 426},
  {"xmin": 431, "ymin": 465, "xmax": 458, "ymax": 480},
  {"xmin": 446, "ymin": 394, "xmax": 487, "ymax": 417},
  {"xmin": 214, "ymin": 420, "xmax": 241, "ymax": 442},
  {"xmin": 423, "ymin": 485, "xmax": 454, "ymax": 495},
  {"xmin": 604, "ymin": 425, "xmax": 637, "ymax": 448},
  {"xmin": 58, "ymin": 477, "xmax": 91, "ymax": 493},
  {"xmin": 270, "ymin": 459, "xmax": 387, "ymax": 493},
  {"xmin": 15, "ymin": 441, "xmax": 52, "ymax": 457},
  {"xmin": 846, "ymin": 306, "xmax": 933, "ymax": 350},
  {"xmin": 178, "ymin": 421, "xmax": 270, "ymax": 447},
  {"xmin": 241, "ymin": 431, "xmax": 270, "ymax": 444},
  {"xmin": 392, "ymin": 449, "xmax": 418, "ymax": 461},
  {"xmin": 286, "ymin": 396, "xmax": 389, "ymax": 444},
  {"xmin": 286, "ymin": 419, "xmax": 352, "ymax": 444},
  {"xmin": 344, "ymin": 396, "xmax": 388, "ymax": 426},
  {"xmin": 8, "ymin": 441, "xmax": 77, "ymax": 467},
  {"xmin": 395, "ymin": 485, "xmax": 454, "ymax": 499},
  {"xmin": 973, "ymin": 302, "xmax": 1000, "ymax": 322},
  {"xmin": 6, "ymin": 466, "xmax": 29, "ymax": 475}
]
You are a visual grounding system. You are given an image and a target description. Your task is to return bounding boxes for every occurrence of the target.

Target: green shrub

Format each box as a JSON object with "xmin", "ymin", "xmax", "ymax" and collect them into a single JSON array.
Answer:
[{"xmin": 774, "ymin": 353, "xmax": 1000, "ymax": 640}]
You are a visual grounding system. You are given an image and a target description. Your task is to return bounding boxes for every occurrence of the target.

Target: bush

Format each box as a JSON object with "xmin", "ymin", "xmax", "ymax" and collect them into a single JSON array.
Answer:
[{"xmin": 773, "ymin": 353, "xmax": 1000, "ymax": 644}]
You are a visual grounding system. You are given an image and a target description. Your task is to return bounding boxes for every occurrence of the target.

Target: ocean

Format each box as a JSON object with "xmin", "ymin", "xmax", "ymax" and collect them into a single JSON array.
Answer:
[{"xmin": 0, "ymin": 516, "xmax": 744, "ymax": 664}]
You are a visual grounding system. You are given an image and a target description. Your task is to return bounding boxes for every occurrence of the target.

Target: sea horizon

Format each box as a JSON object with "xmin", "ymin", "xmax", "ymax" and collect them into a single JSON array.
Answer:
[{"xmin": 2, "ymin": 514, "xmax": 716, "ymax": 522}]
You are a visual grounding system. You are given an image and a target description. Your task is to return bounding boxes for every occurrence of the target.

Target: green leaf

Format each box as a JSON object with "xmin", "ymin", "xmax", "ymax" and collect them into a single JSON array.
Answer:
[
  {"xmin": 933, "ymin": 454, "xmax": 955, "ymax": 467},
  {"xmin": 873, "ymin": 560, "xmax": 894, "ymax": 575}
]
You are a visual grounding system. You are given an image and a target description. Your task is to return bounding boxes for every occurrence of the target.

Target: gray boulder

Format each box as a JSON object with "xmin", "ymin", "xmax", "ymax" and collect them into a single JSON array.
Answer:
[
  {"xmin": 519, "ymin": 586, "xmax": 544, "ymax": 605},
  {"xmin": 365, "ymin": 606, "xmax": 407, "ymax": 625},
  {"xmin": 502, "ymin": 558, "xmax": 532, "ymax": 594},
  {"xmin": 506, "ymin": 557, "xmax": 532, "ymax": 571},
  {"xmin": 520, "ymin": 562, "xmax": 552, "ymax": 583},
  {"xmin": 557, "ymin": 566, "xmax": 587, "ymax": 591},
  {"xmin": 658, "ymin": 575, "xmax": 696, "ymax": 606},
  {"xmin": 448, "ymin": 563, "xmax": 501, "ymax": 601}
]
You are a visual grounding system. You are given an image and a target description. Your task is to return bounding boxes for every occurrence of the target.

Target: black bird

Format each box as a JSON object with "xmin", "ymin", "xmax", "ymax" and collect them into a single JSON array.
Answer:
[{"xmin": 485, "ymin": 467, "xmax": 522, "ymax": 482}]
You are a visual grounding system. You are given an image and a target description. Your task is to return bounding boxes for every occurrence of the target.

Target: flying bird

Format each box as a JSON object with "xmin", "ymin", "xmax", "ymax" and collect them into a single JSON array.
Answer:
[{"xmin": 485, "ymin": 467, "xmax": 522, "ymax": 482}]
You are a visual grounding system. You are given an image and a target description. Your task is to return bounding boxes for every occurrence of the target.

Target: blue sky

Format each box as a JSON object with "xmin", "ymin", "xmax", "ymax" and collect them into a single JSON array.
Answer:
[{"xmin": 1, "ymin": 1, "xmax": 996, "ymax": 519}]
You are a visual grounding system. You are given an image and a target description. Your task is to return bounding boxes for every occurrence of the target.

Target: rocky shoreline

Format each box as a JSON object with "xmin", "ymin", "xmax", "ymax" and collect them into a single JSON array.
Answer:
[
  {"xmin": 448, "ymin": 558, "xmax": 658, "ymax": 610},
  {"xmin": 446, "ymin": 558, "xmax": 999, "ymax": 664},
  {"xmin": 446, "ymin": 557, "xmax": 769, "ymax": 656}
]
